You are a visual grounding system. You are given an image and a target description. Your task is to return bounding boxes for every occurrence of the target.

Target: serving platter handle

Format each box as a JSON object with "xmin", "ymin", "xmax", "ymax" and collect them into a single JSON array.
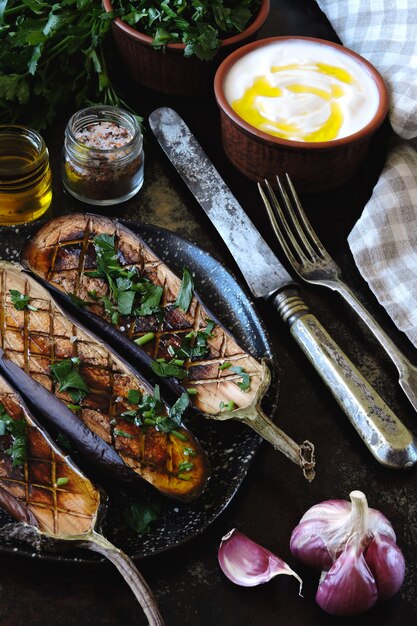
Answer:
[{"xmin": 273, "ymin": 289, "xmax": 417, "ymax": 470}]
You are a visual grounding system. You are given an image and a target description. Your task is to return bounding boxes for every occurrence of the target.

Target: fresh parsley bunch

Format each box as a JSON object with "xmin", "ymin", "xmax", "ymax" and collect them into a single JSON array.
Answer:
[
  {"xmin": 113, "ymin": 0, "xmax": 261, "ymax": 60},
  {"xmin": 0, "ymin": 0, "xmax": 127, "ymax": 129}
]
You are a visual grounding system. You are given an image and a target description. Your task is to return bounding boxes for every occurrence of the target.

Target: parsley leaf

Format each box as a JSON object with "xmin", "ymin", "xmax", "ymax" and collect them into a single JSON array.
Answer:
[
  {"xmin": 0, "ymin": 1, "xmax": 138, "ymax": 129},
  {"xmin": 122, "ymin": 500, "xmax": 161, "ymax": 536},
  {"xmin": 81, "ymin": 234, "xmax": 164, "ymax": 323},
  {"xmin": 229, "ymin": 365, "xmax": 251, "ymax": 391},
  {"xmin": 168, "ymin": 393, "xmax": 190, "ymax": 428},
  {"xmin": 151, "ymin": 359, "xmax": 188, "ymax": 380},
  {"xmin": 122, "ymin": 385, "xmax": 163, "ymax": 428},
  {"xmin": 175, "ymin": 267, "xmax": 194, "ymax": 312},
  {"xmin": 50, "ymin": 357, "xmax": 90, "ymax": 404},
  {"xmin": 122, "ymin": 387, "xmax": 189, "ymax": 438},
  {"xmin": 170, "ymin": 319, "xmax": 215, "ymax": 361},
  {"xmin": 0, "ymin": 403, "xmax": 27, "ymax": 468},
  {"xmin": 127, "ymin": 389, "xmax": 141, "ymax": 405},
  {"xmin": 9, "ymin": 289, "xmax": 38, "ymax": 311},
  {"xmin": 152, "ymin": 393, "xmax": 190, "ymax": 435},
  {"xmin": 113, "ymin": 0, "xmax": 261, "ymax": 61}
]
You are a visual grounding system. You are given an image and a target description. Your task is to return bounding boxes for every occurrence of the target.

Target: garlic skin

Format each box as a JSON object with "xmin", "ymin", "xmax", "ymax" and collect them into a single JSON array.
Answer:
[
  {"xmin": 290, "ymin": 490, "xmax": 405, "ymax": 615},
  {"xmin": 365, "ymin": 533, "xmax": 405, "ymax": 600},
  {"xmin": 316, "ymin": 543, "xmax": 378, "ymax": 616},
  {"xmin": 218, "ymin": 529, "xmax": 303, "ymax": 592}
]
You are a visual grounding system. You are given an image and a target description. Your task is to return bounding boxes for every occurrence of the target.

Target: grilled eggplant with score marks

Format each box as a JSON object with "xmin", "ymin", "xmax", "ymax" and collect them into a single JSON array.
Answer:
[
  {"xmin": 0, "ymin": 261, "xmax": 209, "ymax": 502},
  {"xmin": 22, "ymin": 214, "xmax": 315, "ymax": 480},
  {"xmin": 0, "ymin": 373, "xmax": 164, "ymax": 626}
]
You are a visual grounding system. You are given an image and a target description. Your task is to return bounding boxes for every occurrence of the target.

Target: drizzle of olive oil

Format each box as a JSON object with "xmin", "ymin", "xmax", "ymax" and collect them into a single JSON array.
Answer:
[
  {"xmin": 0, "ymin": 133, "xmax": 52, "ymax": 225},
  {"xmin": 231, "ymin": 62, "xmax": 355, "ymax": 142}
]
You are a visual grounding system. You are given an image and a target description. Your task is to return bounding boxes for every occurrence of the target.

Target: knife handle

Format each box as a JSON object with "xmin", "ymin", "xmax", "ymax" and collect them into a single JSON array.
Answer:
[{"xmin": 272, "ymin": 290, "xmax": 417, "ymax": 469}]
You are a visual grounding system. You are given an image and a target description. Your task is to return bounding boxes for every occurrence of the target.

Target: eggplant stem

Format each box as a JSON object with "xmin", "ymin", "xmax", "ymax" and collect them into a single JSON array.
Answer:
[
  {"xmin": 0, "ymin": 521, "xmax": 164, "ymax": 625},
  {"xmin": 203, "ymin": 360, "xmax": 315, "ymax": 481},
  {"xmin": 80, "ymin": 532, "xmax": 164, "ymax": 626}
]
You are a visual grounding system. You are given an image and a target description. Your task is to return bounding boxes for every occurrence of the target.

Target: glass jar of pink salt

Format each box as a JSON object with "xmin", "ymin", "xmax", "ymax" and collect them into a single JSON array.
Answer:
[{"xmin": 62, "ymin": 105, "xmax": 144, "ymax": 205}]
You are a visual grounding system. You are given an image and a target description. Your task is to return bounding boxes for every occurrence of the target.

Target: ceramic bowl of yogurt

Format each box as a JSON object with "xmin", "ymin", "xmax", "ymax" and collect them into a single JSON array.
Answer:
[{"xmin": 214, "ymin": 37, "xmax": 389, "ymax": 192}]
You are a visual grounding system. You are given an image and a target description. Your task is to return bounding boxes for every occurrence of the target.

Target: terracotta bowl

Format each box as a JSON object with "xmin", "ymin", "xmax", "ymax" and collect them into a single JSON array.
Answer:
[
  {"xmin": 214, "ymin": 36, "xmax": 389, "ymax": 193},
  {"xmin": 102, "ymin": 0, "xmax": 270, "ymax": 96}
]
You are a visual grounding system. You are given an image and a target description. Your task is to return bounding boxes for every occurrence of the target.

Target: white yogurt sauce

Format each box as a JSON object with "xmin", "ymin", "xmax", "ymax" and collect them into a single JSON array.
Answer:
[{"xmin": 223, "ymin": 39, "xmax": 380, "ymax": 142}]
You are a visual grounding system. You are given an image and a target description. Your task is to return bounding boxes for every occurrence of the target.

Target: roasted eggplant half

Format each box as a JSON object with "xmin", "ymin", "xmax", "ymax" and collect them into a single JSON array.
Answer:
[
  {"xmin": 0, "ymin": 372, "xmax": 164, "ymax": 626},
  {"xmin": 0, "ymin": 261, "xmax": 210, "ymax": 501},
  {"xmin": 22, "ymin": 214, "xmax": 315, "ymax": 480}
]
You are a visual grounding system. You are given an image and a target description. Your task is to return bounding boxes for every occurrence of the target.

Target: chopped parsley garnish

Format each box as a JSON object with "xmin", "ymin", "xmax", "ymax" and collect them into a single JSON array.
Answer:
[
  {"xmin": 67, "ymin": 403, "xmax": 84, "ymax": 411},
  {"xmin": 122, "ymin": 386, "xmax": 190, "ymax": 439},
  {"xmin": 173, "ymin": 320, "xmax": 215, "ymax": 360},
  {"xmin": 175, "ymin": 267, "xmax": 194, "ymax": 312},
  {"xmin": 50, "ymin": 357, "xmax": 90, "ymax": 404},
  {"xmin": 183, "ymin": 447, "xmax": 197, "ymax": 457},
  {"xmin": 127, "ymin": 389, "xmax": 141, "ymax": 405},
  {"xmin": 0, "ymin": 403, "xmax": 27, "ymax": 468},
  {"xmin": 219, "ymin": 362, "xmax": 251, "ymax": 392},
  {"xmin": 151, "ymin": 359, "xmax": 188, "ymax": 380},
  {"xmin": 152, "ymin": 319, "xmax": 215, "ymax": 380},
  {"xmin": 9, "ymin": 289, "xmax": 38, "ymax": 312},
  {"xmin": 122, "ymin": 500, "xmax": 161, "ymax": 536},
  {"xmin": 56, "ymin": 477, "xmax": 69, "ymax": 487},
  {"xmin": 114, "ymin": 428, "xmax": 135, "ymax": 439},
  {"xmin": 229, "ymin": 366, "xmax": 251, "ymax": 391},
  {"xmin": 178, "ymin": 461, "xmax": 194, "ymax": 472},
  {"xmin": 79, "ymin": 234, "xmax": 163, "ymax": 324},
  {"xmin": 113, "ymin": 0, "xmax": 262, "ymax": 61},
  {"xmin": 219, "ymin": 400, "xmax": 235, "ymax": 411}
]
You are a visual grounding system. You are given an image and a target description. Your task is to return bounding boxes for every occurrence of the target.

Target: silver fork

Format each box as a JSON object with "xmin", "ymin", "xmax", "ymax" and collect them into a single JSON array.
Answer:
[{"xmin": 258, "ymin": 174, "xmax": 417, "ymax": 414}]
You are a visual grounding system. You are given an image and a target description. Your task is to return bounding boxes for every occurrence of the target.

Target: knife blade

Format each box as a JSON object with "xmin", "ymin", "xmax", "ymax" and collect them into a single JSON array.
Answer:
[{"xmin": 149, "ymin": 106, "xmax": 417, "ymax": 470}]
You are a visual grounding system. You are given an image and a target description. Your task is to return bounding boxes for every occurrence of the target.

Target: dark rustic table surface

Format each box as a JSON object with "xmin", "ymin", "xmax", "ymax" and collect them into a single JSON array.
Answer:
[{"xmin": 1, "ymin": 1, "xmax": 417, "ymax": 625}]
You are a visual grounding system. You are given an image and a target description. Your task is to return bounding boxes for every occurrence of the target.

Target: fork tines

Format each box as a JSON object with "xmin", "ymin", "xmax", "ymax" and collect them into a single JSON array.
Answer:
[{"xmin": 258, "ymin": 174, "xmax": 328, "ymax": 272}]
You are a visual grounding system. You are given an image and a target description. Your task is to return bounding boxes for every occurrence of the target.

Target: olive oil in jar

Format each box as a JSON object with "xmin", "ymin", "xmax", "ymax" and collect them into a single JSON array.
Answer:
[{"xmin": 0, "ymin": 126, "xmax": 52, "ymax": 226}]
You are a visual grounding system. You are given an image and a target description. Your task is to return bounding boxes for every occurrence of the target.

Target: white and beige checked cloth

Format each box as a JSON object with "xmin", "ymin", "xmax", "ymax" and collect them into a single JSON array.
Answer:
[{"xmin": 316, "ymin": 0, "xmax": 417, "ymax": 348}]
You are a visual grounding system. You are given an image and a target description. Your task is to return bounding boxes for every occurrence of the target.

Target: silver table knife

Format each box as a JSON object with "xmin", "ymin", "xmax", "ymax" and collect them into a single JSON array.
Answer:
[{"xmin": 149, "ymin": 106, "xmax": 417, "ymax": 470}]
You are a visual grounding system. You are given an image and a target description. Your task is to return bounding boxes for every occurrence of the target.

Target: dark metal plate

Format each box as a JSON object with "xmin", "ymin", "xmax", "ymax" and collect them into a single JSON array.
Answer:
[{"xmin": 0, "ymin": 221, "xmax": 278, "ymax": 562}]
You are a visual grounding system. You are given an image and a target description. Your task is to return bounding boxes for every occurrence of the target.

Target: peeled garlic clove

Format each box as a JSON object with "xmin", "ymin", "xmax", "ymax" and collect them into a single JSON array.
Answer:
[
  {"xmin": 316, "ymin": 543, "xmax": 378, "ymax": 616},
  {"xmin": 289, "ymin": 520, "xmax": 333, "ymax": 570},
  {"xmin": 218, "ymin": 529, "xmax": 302, "ymax": 592},
  {"xmin": 365, "ymin": 533, "xmax": 405, "ymax": 600}
]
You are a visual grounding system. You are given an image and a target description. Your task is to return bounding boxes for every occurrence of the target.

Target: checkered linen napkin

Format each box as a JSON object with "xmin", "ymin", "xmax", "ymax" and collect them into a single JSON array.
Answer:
[{"xmin": 316, "ymin": 0, "xmax": 417, "ymax": 348}]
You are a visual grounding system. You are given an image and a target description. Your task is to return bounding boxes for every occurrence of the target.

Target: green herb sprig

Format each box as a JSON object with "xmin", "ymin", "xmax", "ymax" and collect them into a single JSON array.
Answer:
[
  {"xmin": 0, "ymin": 403, "xmax": 27, "ymax": 468},
  {"xmin": 9, "ymin": 289, "xmax": 38, "ymax": 312},
  {"xmin": 82, "ymin": 234, "xmax": 163, "ymax": 325},
  {"xmin": 230, "ymin": 365, "xmax": 251, "ymax": 391},
  {"xmin": 50, "ymin": 357, "xmax": 90, "ymax": 405},
  {"xmin": 152, "ymin": 319, "xmax": 215, "ymax": 381},
  {"xmin": 113, "ymin": 0, "xmax": 261, "ymax": 60},
  {"xmin": 175, "ymin": 267, "xmax": 194, "ymax": 312},
  {"xmin": 0, "ymin": 1, "xmax": 137, "ymax": 129},
  {"xmin": 122, "ymin": 500, "xmax": 161, "ymax": 536},
  {"xmin": 121, "ymin": 386, "xmax": 190, "ymax": 441}
]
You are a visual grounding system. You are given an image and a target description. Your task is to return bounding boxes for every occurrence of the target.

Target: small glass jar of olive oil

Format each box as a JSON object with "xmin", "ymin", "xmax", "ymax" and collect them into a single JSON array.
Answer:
[{"xmin": 0, "ymin": 125, "xmax": 52, "ymax": 226}]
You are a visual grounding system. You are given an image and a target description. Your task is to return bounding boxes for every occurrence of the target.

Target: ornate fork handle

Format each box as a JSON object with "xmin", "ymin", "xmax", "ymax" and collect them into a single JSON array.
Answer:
[
  {"xmin": 273, "ymin": 287, "xmax": 417, "ymax": 469},
  {"xmin": 332, "ymin": 278, "xmax": 417, "ymax": 410}
]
